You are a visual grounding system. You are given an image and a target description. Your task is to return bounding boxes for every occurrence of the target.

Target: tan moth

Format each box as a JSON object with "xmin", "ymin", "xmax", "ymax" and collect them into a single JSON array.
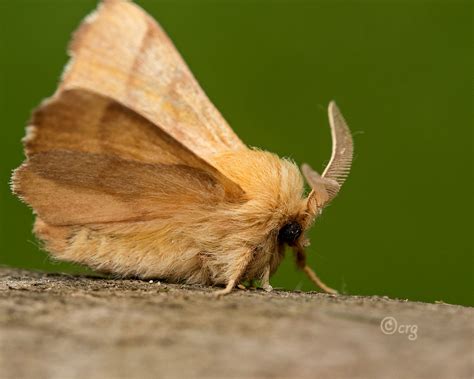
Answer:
[{"xmin": 11, "ymin": 0, "xmax": 353, "ymax": 296}]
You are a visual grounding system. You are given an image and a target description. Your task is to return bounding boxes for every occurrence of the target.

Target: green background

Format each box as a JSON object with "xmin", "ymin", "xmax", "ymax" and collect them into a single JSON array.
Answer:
[{"xmin": 0, "ymin": 0, "xmax": 472, "ymax": 306}]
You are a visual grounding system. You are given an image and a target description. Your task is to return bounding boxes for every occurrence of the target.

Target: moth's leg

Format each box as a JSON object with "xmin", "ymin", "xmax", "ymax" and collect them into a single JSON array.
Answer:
[
  {"xmin": 214, "ymin": 249, "xmax": 253, "ymax": 297},
  {"xmin": 214, "ymin": 279, "xmax": 237, "ymax": 297},
  {"xmin": 198, "ymin": 252, "xmax": 213, "ymax": 285},
  {"xmin": 295, "ymin": 247, "xmax": 338, "ymax": 295},
  {"xmin": 237, "ymin": 280, "xmax": 257, "ymax": 290},
  {"xmin": 247, "ymin": 279, "xmax": 258, "ymax": 290},
  {"xmin": 303, "ymin": 265, "xmax": 338, "ymax": 294},
  {"xmin": 261, "ymin": 264, "xmax": 273, "ymax": 292}
]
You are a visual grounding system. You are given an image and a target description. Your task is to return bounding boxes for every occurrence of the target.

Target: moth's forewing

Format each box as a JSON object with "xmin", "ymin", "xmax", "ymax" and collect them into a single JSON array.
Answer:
[
  {"xmin": 12, "ymin": 89, "xmax": 244, "ymax": 226},
  {"xmin": 62, "ymin": 0, "xmax": 246, "ymax": 160}
]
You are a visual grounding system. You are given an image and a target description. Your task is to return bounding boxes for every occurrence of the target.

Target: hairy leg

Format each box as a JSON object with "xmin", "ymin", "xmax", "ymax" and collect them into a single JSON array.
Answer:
[
  {"xmin": 214, "ymin": 248, "xmax": 254, "ymax": 297},
  {"xmin": 294, "ymin": 247, "xmax": 338, "ymax": 294},
  {"xmin": 303, "ymin": 265, "xmax": 338, "ymax": 294},
  {"xmin": 261, "ymin": 264, "xmax": 273, "ymax": 292},
  {"xmin": 214, "ymin": 279, "xmax": 237, "ymax": 297}
]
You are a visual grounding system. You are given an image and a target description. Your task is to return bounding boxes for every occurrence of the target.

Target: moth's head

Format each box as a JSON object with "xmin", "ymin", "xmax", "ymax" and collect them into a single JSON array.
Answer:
[
  {"xmin": 275, "ymin": 206, "xmax": 314, "ymax": 251},
  {"xmin": 275, "ymin": 102, "xmax": 353, "ymax": 253},
  {"xmin": 278, "ymin": 220, "xmax": 303, "ymax": 247}
]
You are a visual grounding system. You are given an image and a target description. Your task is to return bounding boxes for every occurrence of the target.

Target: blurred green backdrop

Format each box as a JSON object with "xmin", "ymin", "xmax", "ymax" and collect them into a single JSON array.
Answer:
[{"xmin": 0, "ymin": 0, "xmax": 472, "ymax": 306}]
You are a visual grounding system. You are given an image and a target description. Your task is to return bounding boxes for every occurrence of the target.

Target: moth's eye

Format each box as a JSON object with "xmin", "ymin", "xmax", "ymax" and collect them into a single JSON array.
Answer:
[{"xmin": 278, "ymin": 221, "xmax": 302, "ymax": 246}]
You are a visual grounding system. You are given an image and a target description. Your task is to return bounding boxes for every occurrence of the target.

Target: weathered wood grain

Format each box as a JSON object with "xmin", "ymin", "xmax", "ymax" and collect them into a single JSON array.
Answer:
[{"xmin": 0, "ymin": 268, "xmax": 472, "ymax": 379}]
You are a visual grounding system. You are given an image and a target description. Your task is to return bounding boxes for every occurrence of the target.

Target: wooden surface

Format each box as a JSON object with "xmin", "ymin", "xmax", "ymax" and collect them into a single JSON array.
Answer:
[{"xmin": 0, "ymin": 268, "xmax": 472, "ymax": 379}]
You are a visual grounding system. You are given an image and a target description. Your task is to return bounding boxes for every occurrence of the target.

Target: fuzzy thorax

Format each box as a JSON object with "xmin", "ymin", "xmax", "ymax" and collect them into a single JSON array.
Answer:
[{"xmin": 36, "ymin": 150, "xmax": 308, "ymax": 286}]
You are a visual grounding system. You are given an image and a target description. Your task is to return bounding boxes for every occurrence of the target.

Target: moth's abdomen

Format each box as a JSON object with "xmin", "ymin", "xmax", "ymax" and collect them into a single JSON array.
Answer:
[{"xmin": 35, "ymin": 218, "xmax": 209, "ymax": 283}]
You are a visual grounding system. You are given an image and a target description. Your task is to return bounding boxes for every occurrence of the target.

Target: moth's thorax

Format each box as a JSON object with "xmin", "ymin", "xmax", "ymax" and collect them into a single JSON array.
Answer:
[
  {"xmin": 206, "ymin": 149, "xmax": 308, "ymax": 281},
  {"xmin": 211, "ymin": 149, "xmax": 306, "ymax": 219}
]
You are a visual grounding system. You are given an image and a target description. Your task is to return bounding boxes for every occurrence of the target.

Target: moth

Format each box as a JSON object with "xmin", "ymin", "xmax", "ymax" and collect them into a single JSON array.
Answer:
[{"xmin": 11, "ymin": 0, "xmax": 353, "ymax": 296}]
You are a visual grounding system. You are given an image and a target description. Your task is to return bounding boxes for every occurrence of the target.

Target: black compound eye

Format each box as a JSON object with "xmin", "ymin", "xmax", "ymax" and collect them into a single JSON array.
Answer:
[{"xmin": 278, "ymin": 221, "xmax": 302, "ymax": 246}]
